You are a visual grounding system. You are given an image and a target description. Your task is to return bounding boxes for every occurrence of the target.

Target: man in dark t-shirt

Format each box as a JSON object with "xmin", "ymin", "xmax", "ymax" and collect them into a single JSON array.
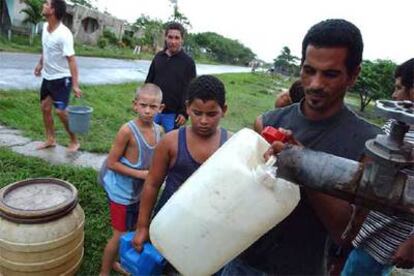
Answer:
[
  {"xmin": 145, "ymin": 22, "xmax": 196, "ymax": 132},
  {"xmin": 220, "ymin": 19, "xmax": 381, "ymax": 276}
]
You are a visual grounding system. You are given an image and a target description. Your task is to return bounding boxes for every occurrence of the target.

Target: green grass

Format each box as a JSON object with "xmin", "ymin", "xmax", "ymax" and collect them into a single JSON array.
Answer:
[
  {"xmin": 0, "ymin": 148, "xmax": 108, "ymax": 275},
  {"xmin": 0, "ymin": 34, "xmax": 150, "ymax": 60},
  {"xmin": 219, "ymin": 73, "xmax": 290, "ymax": 131},
  {"xmin": 75, "ymin": 44, "xmax": 154, "ymax": 61},
  {"xmin": 345, "ymin": 93, "xmax": 385, "ymax": 126},
  {"xmin": 0, "ymin": 34, "xmax": 42, "ymax": 53},
  {"xmin": 0, "ymin": 34, "xmax": 219, "ymax": 64},
  {"xmin": 0, "ymin": 83, "xmax": 138, "ymax": 153}
]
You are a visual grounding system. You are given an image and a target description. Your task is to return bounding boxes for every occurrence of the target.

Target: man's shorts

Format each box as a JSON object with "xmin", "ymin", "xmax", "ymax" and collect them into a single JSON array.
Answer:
[
  {"xmin": 108, "ymin": 200, "xmax": 139, "ymax": 232},
  {"xmin": 40, "ymin": 77, "xmax": 72, "ymax": 110},
  {"xmin": 154, "ymin": 112, "xmax": 176, "ymax": 132}
]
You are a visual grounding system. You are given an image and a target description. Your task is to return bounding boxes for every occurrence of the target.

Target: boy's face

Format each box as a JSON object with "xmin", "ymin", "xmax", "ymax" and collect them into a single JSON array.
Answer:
[
  {"xmin": 186, "ymin": 99, "xmax": 227, "ymax": 137},
  {"xmin": 133, "ymin": 93, "xmax": 164, "ymax": 124},
  {"xmin": 392, "ymin": 77, "xmax": 414, "ymax": 101}
]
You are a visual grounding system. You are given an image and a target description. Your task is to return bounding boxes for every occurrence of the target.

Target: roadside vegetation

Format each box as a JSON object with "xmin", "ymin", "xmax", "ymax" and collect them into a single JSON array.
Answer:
[{"xmin": 0, "ymin": 34, "xmax": 153, "ymax": 60}]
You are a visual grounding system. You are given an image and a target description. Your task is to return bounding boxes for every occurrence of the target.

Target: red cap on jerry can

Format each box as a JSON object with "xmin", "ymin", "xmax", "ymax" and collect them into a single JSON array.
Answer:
[{"xmin": 261, "ymin": 126, "xmax": 287, "ymax": 144}]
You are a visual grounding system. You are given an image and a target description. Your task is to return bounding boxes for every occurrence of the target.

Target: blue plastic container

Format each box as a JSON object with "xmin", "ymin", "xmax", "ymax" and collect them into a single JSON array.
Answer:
[{"xmin": 119, "ymin": 232, "xmax": 166, "ymax": 276}]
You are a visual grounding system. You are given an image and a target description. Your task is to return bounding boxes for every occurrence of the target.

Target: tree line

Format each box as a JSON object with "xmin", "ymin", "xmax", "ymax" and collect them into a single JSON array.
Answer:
[
  {"xmin": 18, "ymin": 0, "xmax": 255, "ymax": 66},
  {"xmin": 130, "ymin": 13, "xmax": 255, "ymax": 65}
]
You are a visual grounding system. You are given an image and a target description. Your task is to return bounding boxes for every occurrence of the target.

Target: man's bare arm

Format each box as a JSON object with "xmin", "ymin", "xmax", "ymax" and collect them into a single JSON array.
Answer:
[
  {"xmin": 34, "ymin": 54, "xmax": 43, "ymax": 76},
  {"xmin": 67, "ymin": 55, "xmax": 81, "ymax": 97}
]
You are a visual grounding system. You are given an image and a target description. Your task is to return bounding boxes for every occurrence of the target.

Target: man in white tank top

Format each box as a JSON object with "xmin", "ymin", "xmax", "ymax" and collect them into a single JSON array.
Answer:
[{"xmin": 34, "ymin": 0, "xmax": 82, "ymax": 152}]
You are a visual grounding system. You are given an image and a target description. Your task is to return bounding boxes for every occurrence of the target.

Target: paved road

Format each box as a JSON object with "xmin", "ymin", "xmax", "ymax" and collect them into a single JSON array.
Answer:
[{"xmin": 0, "ymin": 52, "xmax": 250, "ymax": 90}]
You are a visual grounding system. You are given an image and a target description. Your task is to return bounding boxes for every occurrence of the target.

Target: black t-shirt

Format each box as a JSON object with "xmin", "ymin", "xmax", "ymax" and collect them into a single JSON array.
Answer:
[
  {"xmin": 145, "ymin": 50, "xmax": 196, "ymax": 115},
  {"xmin": 241, "ymin": 103, "xmax": 381, "ymax": 275}
]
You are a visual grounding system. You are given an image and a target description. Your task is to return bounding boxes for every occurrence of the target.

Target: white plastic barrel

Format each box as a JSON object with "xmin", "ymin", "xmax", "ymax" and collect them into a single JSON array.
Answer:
[
  {"xmin": 0, "ymin": 178, "xmax": 85, "ymax": 276},
  {"xmin": 149, "ymin": 128, "xmax": 300, "ymax": 276}
]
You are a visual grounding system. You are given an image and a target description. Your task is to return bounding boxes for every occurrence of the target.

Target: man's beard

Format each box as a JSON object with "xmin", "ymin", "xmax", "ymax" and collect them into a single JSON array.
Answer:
[{"xmin": 305, "ymin": 89, "xmax": 327, "ymax": 111}]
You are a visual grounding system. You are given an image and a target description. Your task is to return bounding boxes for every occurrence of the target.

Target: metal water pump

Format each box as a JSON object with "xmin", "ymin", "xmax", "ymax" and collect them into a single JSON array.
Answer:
[{"xmin": 274, "ymin": 100, "xmax": 414, "ymax": 217}]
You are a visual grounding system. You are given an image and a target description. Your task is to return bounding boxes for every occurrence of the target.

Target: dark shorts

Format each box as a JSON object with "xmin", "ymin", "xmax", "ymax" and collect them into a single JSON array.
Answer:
[
  {"xmin": 154, "ymin": 112, "xmax": 177, "ymax": 132},
  {"xmin": 40, "ymin": 77, "xmax": 72, "ymax": 110},
  {"xmin": 108, "ymin": 199, "xmax": 139, "ymax": 232}
]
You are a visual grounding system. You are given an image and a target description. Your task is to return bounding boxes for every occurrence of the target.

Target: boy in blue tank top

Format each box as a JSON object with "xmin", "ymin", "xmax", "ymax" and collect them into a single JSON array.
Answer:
[
  {"xmin": 132, "ymin": 75, "xmax": 231, "ymax": 255},
  {"xmin": 99, "ymin": 83, "xmax": 164, "ymax": 276}
]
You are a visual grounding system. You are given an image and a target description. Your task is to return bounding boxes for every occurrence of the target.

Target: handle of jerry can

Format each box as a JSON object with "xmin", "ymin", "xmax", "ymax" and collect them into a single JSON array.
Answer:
[{"xmin": 261, "ymin": 126, "xmax": 287, "ymax": 144}]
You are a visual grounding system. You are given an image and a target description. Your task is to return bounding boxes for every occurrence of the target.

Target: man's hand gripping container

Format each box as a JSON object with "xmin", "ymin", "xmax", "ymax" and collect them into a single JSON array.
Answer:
[{"xmin": 149, "ymin": 128, "xmax": 301, "ymax": 275}]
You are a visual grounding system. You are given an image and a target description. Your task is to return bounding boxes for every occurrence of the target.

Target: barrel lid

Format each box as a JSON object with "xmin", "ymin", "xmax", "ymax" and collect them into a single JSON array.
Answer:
[{"xmin": 0, "ymin": 178, "xmax": 78, "ymax": 223}]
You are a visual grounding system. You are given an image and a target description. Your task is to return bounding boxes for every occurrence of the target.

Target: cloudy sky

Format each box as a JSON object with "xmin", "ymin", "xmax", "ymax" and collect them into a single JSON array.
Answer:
[{"xmin": 95, "ymin": 0, "xmax": 413, "ymax": 63}]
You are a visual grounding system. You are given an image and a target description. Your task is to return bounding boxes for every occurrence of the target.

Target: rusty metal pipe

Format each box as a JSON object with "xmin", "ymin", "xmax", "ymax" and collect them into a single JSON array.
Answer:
[{"xmin": 275, "ymin": 145, "xmax": 414, "ymax": 217}]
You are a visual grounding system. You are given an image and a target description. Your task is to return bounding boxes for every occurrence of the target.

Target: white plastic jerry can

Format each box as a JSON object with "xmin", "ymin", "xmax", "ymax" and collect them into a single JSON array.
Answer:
[{"xmin": 149, "ymin": 128, "xmax": 300, "ymax": 276}]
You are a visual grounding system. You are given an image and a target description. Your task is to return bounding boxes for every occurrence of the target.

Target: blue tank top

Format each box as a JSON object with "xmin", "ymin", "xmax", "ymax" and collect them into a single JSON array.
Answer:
[
  {"xmin": 104, "ymin": 120, "xmax": 161, "ymax": 205},
  {"xmin": 154, "ymin": 127, "xmax": 228, "ymax": 214}
]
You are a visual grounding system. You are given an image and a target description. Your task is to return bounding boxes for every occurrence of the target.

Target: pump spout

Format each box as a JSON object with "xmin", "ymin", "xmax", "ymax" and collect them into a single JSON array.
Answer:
[{"xmin": 275, "ymin": 145, "xmax": 363, "ymax": 202}]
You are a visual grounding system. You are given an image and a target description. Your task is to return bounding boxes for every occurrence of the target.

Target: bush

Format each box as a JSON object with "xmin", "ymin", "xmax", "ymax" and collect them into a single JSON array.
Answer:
[
  {"xmin": 102, "ymin": 29, "xmax": 118, "ymax": 45},
  {"xmin": 122, "ymin": 35, "xmax": 133, "ymax": 48},
  {"xmin": 97, "ymin": 37, "xmax": 108, "ymax": 48},
  {"xmin": 117, "ymin": 41, "xmax": 126, "ymax": 48},
  {"xmin": 351, "ymin": 59, "xmax": 396, "ymax": 112}
]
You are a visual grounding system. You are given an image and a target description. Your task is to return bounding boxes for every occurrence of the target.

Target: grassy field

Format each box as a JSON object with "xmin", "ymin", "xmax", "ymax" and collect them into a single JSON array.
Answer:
[
  {"xmin": 0, "ymin": 34, "xmax": 153, "ymax": 60},
  {"xmin": 0, "ymin": 73, "xmax": 287, "ymax": 153},
  {"xmin": 0, "ymin": 72, "xmax": 383, "ymax": 274}
]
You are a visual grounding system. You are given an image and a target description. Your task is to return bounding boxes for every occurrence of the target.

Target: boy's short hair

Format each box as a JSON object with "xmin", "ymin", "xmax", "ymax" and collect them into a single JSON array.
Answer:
[
  {"xmin": 302, "ymin": 19, "xmax": 363, "ymax": 74},
  {"xmin": 51, "ymin": 0, "xmax": 66, "ymax": 21},
  {"xmin": 395, "ymin": 58, "xmax": 414, "ymax": 89},
  {"xmin": 187, "ymin": 75, "xmax": 226, "ymax": 109},
  {"xmin": 165, "ymin": 22, "xmax": 186, "ymax": 38},
  {"xmin": 136, "ymin": 83, "xmax": 163, "ymax": 102}
]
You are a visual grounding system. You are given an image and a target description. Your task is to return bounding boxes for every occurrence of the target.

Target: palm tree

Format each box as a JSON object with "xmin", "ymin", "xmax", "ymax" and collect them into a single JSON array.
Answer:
[
  {"xmin": 169, "ymin": 4, "xmax": 191, "ymax": 31},
  {"xmin": 20, "ymin": 0, "xmax": 43, "ymax": 45}
]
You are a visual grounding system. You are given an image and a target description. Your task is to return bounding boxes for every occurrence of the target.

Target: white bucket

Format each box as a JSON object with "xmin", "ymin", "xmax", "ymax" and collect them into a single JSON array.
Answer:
[{"xmin": 149, "ymin": 128, "xmax": 300, "ymax": 275}]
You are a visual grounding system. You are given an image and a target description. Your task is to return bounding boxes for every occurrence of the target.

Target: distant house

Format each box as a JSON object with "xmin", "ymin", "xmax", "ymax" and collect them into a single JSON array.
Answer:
[
  {"xmin": 0, "ymin": 0, "xmax": 127, "ymax": 46},
  {"xmin": 63, "ymin": 3, "xmax": 127, "ymax": 45},
  {"xmin": 0, "ymin": 0, "xmax": 28, "ymax": 34}
]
